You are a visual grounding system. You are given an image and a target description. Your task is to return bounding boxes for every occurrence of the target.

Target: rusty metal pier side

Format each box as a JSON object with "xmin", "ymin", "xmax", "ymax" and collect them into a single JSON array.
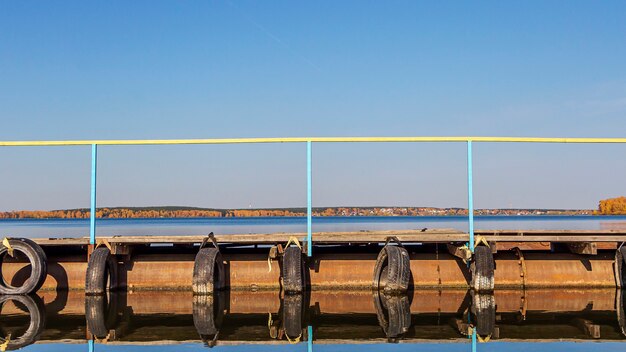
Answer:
[
  {"xmin": 2, "ymin": 228, "xmax": 626, "ymax": 292},
  {"xmin": 2, "ymin": 136, "xmax": 626, "ymax": 293}
]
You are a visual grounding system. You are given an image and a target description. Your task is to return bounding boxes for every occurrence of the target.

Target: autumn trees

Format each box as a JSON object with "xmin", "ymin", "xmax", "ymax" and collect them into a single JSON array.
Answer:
[{"xmin": 597, "ymin": 197, "xmax": 626, "ymax": 215}]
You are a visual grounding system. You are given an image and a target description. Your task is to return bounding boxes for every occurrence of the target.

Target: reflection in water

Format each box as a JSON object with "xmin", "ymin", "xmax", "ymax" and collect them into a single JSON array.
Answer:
[
  {"xmin": 373, "ymin": 291, "xmax": 411, "ymax": 341},
  {"xmin": 268, "ymin": 292, "xmax": 310, "ymax": 343},
  {"xmin": 192, "ymin": 292, "xmax": 227, "ymax": 347},
  {"xmin": 0, "ymin": 295, "xmax": 45, "ymax": 351},
  {"xmin": 85, "ymin": 293, "xmax": 126, "ymax": 341},
  {"xmin": 0, "ymin": 289, "xmax": 626, "ymax": 349},
  {"xmin": 471, "ymin": 292, "xmax": 496, "ymax": 339}
]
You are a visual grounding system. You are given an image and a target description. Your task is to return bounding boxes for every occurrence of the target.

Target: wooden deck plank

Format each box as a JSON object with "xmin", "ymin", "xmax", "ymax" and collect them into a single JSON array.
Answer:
[{"xmin": 25, "ymin": 228, "xmax": 626, "ymax": 246}]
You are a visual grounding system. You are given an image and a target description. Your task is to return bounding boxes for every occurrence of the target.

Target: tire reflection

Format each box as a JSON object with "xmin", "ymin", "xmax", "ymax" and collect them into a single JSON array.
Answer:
[
  {"xmin": 193, "ymin": 291, "xmax": 227, "ymax": 347},
  {"xmin": 470, "ymin": 291, "xmax": 496, "ymax": 339},
  {"xmin": 85, "ymin": 293, "xmax": 125, "ymax": 340},
  {"xmin": 373, "ymin": 291, "xmax": 411, "ymax": 341},
  {"xmin": 1, "ymin": 288, "xmax": 623, "ymax": 345},
  {"xmin": 0, "ymin": 295, "xmax": 46, "ymax": 350},
  {"xmin": 617, "ymin": 289, "xmax": 626, "ymax": 337},
  {"xmin": 269, "ymin": 292, "xmax": 310, "ymax": 343}
]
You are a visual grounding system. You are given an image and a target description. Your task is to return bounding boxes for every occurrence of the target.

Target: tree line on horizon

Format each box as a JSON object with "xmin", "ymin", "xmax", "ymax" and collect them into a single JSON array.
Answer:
[
  {"xmin": 596, "ymin": 197, "xmax": 626, "ymax": 215},
  {"xmin": 0, "ymin": 205, "xmax": 592, "ymax": 219}
]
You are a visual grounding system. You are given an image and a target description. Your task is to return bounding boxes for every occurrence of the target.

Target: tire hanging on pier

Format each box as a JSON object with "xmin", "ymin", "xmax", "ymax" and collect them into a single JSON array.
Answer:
[
  {"xmin": 373, "ymin": 242, "xmax": 411, "ymax": 294},
  {"xmin": 193, "ymin": 247, "xmax": 225, "ymax": 295},
  {"xmin": 615, "ymin": 246, "xmax": 626, "ymax": 288},
  {"xmin": 0, "ymin": 238, "xmax": 47, "ymax": 295},
  {"xmin": 85, "ymin": 247, "xmax": 119, "ymax": 295},
  {"xmin": 470, "ymin": 245, "xmax": 495, "ymax": 292},
  {"xmin": 282, "ymin": 246, "xmax": 305, "ymax": 294},
  {"xmin": 0, "ymin": 295, "xmax": 46, "ymax": 350}
]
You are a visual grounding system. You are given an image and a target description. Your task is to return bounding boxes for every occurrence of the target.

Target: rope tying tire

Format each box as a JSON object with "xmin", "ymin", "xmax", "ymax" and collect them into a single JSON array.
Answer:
[
  {"xmin": 470, "ymin": 245, "xmax": 494, "ymax": 292},
  {"xmin": 0, "ymin": 238, "xmax": 47, "ymax": 295},
  {"xmin": 373, "ymin": 238, "xmax": 411, "ymax": 294},
  {"xmin": 85, "ymin": 247, "xmax": 119, "ymax": 295}
]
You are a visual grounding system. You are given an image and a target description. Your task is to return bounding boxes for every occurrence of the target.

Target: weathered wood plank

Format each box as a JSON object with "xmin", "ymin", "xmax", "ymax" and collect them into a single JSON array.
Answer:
[{"xmin": 25, "ymin": 228, "xmax": 626, "ymax": 247}]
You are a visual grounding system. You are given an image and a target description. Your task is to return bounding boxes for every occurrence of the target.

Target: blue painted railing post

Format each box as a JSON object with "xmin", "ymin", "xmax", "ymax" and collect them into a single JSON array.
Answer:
[
  {"xmin": 467, "ymin": 140, "xmax": 474, "ymax": 252},
  {"xmin": 307, "ymin": 141, "xmax": 312, "ymax": 256},
  {"xmin": 90, "ymin": 144, "xmax": 97, "ymax": 245},
  {"xmin": 88, "ymin": 339, "xmax": 94, "ymax": 352},
  {"xmin": 471, "ymin": 327, "xmax": 477, "ymax": 352},
  {"xmin": 307, "ymin": 325, "xmax": 313, "ymax": 352}
]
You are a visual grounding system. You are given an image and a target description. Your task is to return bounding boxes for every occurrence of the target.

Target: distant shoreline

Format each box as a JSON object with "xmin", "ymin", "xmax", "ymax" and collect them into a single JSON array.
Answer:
[{"xmin": 0, "ymin": 206, "xmax": 595, "ymax": 220}]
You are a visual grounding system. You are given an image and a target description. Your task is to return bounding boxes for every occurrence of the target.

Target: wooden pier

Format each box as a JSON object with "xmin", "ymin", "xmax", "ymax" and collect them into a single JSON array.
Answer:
[{"xmin": 1, "ymin": 228, "xmax": 626, "ymax": 295}]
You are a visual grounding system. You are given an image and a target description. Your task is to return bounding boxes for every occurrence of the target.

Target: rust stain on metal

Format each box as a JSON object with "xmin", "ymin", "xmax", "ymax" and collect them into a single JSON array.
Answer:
[{"xmin": 0, "ymin": 249, "xmax": 621, "ymax": 291}]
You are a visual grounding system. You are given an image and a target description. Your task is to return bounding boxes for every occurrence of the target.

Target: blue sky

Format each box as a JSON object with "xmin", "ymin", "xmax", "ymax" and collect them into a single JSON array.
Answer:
[{"xmin": 1, "ymin": 1, "xmax": 626, "ymax": 211}]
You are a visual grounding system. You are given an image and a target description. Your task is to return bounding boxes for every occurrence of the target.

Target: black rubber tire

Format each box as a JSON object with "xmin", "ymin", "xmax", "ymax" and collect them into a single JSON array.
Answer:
[
  {"xmin": 282, "ymin": 293, "xmax": 304, "ymax": 340},
  {"xmin": 470, "ymin": 245, "xmax": 494, "ymax": 292},
  {"xmin": 0, "ymin": 238, "xmax": 47, "ymax": 295},
  {"xmin": 373, "ymin": 291, "xmax": 411, "ymax": 339},
  {"xmin": 0, "ymin": 295, "xmax": 46, "ymax": 350},
  {"xmin": 193, "ymin": 247, "xmax": 225, "ymax": 295},
  {"xmin": 85, "ymin": 247, "xmax": 118, "ymax": 295},
  {"xmin": 193, "ymin": 291, "xmax": 226, "ymax": 345},
  {"xmin": 373, "ymin": 245, "xmax": 410, "ymax": 294},
  {"xmin": 617, "ymin": 247, "xmax": 626, "ymax": 288},
  {"xmin": 471, "ymin": 292, "xmax": 495, "ymax": 337},
  {"xmin": 617, "ymin": 288, "xmax": 626, "ymax": 337},
  {"xmin": 85, "ymin": 293, "xmax": 122, "ymax": 339},
  {"xmin": 282, "ymin": 246, "xmax": 304, "ymax": 294}
]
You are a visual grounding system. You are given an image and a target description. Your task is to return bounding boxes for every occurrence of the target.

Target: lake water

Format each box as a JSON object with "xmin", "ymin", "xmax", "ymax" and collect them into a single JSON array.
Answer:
[
  {"xmin": 1, "ymin": 216, "xmax": 626, "ymax": 351},
  {"xmin": 2, "ymin": 288, "xmax": 626, "ymax": 351},
  {"xmin": 1, "ymin": 215, "xmax": 626, "ymax": 238}
]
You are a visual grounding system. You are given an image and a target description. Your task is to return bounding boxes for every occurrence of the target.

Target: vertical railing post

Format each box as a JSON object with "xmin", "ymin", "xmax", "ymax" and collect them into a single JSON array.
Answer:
[
  {"xmin": 307, "ymin": 141, "xmax": 312, "ymax": 256},
  {"xmin": 471, "ymin": 327, "xmax": 477, "ymax": 352},
  {"xmin": 88, "ymin": 337, "xmax": 94, "ymax": 352},
  {"xmin": 467, "ymin": 140, "xmax": 474, "ymax": 252},
  {"xmin": 307, "ymin": 325, "xmax": 313, "ymax": 352},
  {"xmin": 90, "ymin": 144, "xmax": 97, "ymax": 245}
]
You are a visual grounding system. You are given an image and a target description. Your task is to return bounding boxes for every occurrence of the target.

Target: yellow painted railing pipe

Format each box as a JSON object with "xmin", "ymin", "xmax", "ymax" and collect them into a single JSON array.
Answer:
[{"xmin": 1, "ymin": 136, "xmax": 626, "ymax": 146}]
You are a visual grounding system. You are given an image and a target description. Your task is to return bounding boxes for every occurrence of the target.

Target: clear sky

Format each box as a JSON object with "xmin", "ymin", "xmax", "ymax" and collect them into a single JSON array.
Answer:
[{"xmin": 1, "ymin": 1, "xmax": 626, "ymax": 211}]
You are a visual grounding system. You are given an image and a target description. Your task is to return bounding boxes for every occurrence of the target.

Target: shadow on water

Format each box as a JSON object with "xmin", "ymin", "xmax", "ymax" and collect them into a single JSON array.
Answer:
[{"xmin": 1, "ymin": 289, "xmax": 626, "ymax": 349}]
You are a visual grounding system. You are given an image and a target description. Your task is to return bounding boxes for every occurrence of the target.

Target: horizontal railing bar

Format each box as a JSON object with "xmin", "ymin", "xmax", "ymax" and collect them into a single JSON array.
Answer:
[{"xmin": 1, "ymin": 136, "xmax": 626, "ymax": 146}]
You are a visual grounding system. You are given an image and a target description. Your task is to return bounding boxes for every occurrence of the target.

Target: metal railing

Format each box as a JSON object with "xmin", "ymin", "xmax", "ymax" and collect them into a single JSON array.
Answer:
[{"xmin": 3, "ymin": 136, "xmax": 626, "ymax": 255}]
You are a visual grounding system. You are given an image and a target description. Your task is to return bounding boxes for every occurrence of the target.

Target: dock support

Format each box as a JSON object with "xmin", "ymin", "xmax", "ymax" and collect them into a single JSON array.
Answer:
[
  {"xmin": 307, "ymin": 325, "xmax": 313, "ymax": 352},
  {"xmin": 90, "ymin": 144, "xmax": 97, "ymax": 246},
  {"xmin": 467, "ymin": 141, "xmax": 474, "ymax": 252},
  {"xmin": 307, "ymin": 141, "xmax": 312, "ymax": 256},
  {"xmin": 471, "ymin": 327, "xmax": 477, "ymax": 352}
]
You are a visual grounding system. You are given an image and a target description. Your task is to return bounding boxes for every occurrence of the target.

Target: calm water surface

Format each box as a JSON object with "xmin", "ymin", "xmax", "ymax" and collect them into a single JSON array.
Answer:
[
  {"xmin": 1, "ymin": 215, "xmax": 626, "ymax": 238},
  {"xmin": 2, "ymin": 216, "xmax": 626, "ymax": 351},
  {"xmin": 2, "ymin": 289, "xmax": 626, "ymax": 351}
]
